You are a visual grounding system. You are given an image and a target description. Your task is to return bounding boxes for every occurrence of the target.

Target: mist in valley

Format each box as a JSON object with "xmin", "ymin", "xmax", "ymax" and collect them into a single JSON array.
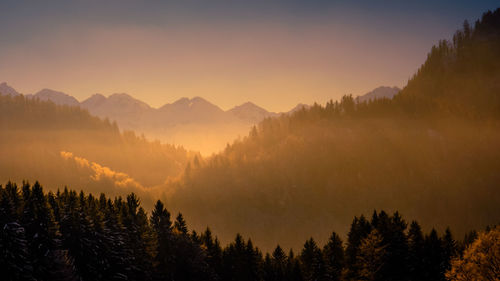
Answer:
[{"xmin": 1, "ymin": 2, "xmax": 500, "ymax": 281}]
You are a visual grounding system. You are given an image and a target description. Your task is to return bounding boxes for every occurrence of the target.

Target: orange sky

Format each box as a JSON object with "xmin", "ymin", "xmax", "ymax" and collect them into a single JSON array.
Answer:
[
  {"xmin": 1, "ymin": 1, "xmax": 496, "ymax": 111},
  {"xmin": 0, "ymin": 22, "xmax": 427, "ymax": 112}
]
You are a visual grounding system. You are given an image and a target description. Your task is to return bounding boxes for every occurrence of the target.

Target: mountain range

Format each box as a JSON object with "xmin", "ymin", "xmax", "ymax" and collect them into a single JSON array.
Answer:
[
  {"xmin": 0, "ymin": 82, "xmax": 397, "ymax": 154},
  {"xmin": 355, "ymin": 86, "xmax": 400, "ymax": 102}
]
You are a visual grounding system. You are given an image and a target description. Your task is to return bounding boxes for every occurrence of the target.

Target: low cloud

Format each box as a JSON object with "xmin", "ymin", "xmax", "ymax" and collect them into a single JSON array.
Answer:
[{"xmin": 60, "ymin": 151, "xmax": 144, "ymax": 190}]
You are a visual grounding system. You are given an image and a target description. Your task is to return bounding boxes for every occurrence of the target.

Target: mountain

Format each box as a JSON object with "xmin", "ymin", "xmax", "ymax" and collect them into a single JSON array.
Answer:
[
  {"xmin": 81, "ymin": 93, "xmax": 152, "ymax": 128},
  {"xmin": 356, "ymin": 86, "xmax": 400, "ymax": 102},
  {"xmin": 0, "ymin": 82, "xmax": 316, "ymax": 154},
  {"xmin": 288, "ymin": 103, "xmax": 310, "ymax": 114},
  {"xmin": 393, "ymin": 9, "xmax": 500, "ymax": 118},
  {"xmin": 81, "ymin": 93, "xmax": 151, "ymax": 115},
  {"xmin": 0, "ymin": 93, "xmax": 192, "ymax": 209},
  {"xmin": 0, "ymin": 82, "xmax": 21, "ymax": 96},
  {"xmin": 80, "ymin": 94, "xmax": 270, "ymax": 154},
  {"xmin": 31, "ymin": 88, "xmax": 80, "ymax": 106},
  {"xmin": 228, "ymin": 102, "xmax": 278, "ymax": 123},
  {"xmin": 80, "ymin": 93, "xmax": 107, "ymax": 108},
  {"xmin": 158, "ymin": 97, "xmax": 227, "ymax": 124},
  {"xmin": 165, "ymin": 9, "xmax": 500, "ymax": 250}
]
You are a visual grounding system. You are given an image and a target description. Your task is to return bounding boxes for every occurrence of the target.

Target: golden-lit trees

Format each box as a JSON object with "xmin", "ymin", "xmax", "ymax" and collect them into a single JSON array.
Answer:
[
  {"xmin": 356, "ymin": 229, "xmax": 386, "ymax": 281},
  {"xmin": 446, "ymin": 226, "xmax": 500, "ymax": 281}
]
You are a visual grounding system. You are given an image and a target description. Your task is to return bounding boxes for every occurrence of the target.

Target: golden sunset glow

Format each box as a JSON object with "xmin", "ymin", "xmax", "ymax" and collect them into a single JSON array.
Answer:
[{"xmin": 1, "ymin": 1, "xmax": 499, "ymax": 281}]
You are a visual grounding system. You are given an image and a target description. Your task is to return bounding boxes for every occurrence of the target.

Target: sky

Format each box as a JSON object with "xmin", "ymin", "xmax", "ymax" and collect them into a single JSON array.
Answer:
[{"xmin": 0, "ymin": 0, "xmax": 498, "ymax": 112}]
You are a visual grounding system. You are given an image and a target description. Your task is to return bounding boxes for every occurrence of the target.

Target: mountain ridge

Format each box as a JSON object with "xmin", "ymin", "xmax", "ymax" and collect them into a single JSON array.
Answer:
[
  {"xmin": 0, "ymin": 82, "xmax": 392, "ymax": 154},
  {"xmin": 355, "ymin": 86, "xmax": 400, "ymax": 102}
]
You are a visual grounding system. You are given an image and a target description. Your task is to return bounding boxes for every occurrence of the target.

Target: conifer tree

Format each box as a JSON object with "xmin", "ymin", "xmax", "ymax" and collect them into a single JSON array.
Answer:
[
  {"xmin": 323, "ymin": 232, "xmax": 344, "ymax": 281},
  {"xmin": 423, "ymin": 229, "xmax": 444, "ymax": 281},
  {"xmin": 151, "ymin": 200, "xmax": 174, "ymax": 280},
  {"xmin": 271, "ymin": 245, "xmax": 287, "ymax": 281},
  {"xmin": 0, "ymin": 183, "xmax": 32, "ymax": 281},
  {"xmin": 174, "ymin": 212, "xmax": 188, "ymax": 235},
  {"xmin": 285, "ymin": 249, "xmax": 304, "ymax": 281},
  {"xmin": 300, "ymin": 238, "xmax": 326, "ymax": 281},
  {"xmin": 441, "ymin": 228, "xmax": 457, "ymax": 276},
  {"xmin": 356, "ymin": 229, "xmax": 386, "ymax": 281},
  {"xmin": 121, "ymin": 193, "xmax": 153, "ymax": 281},
  {"xmin": 21, "ymin": 182, "xmax": 67, "ymax": 280},
  {"xmin": 373, "ymin": 211, "xmax": 409, "ymax": 281},
  {"xmin": 407, "ymin": 221, "xmax": 425, "ymax": 281},
  {"xmin": 345, "ymin": 215, "xmax": 372, "ymax": 280},
  {"xmin": 201, "ymin": 227, "xmax": 223, "ymax": 279}
]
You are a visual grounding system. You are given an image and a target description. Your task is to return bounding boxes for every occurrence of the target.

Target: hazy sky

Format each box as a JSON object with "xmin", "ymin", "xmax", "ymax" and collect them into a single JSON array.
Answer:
[{"xmin": 0, "ymin": 0, "xmax": 498, "ymax": 111}]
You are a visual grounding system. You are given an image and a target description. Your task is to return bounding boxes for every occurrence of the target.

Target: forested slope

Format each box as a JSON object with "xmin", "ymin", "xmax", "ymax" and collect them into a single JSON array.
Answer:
[
  {"xmin": 0, "ymin": 95, "xmax": 192, "ymax": 208},
  {"xmin": 166, "ymin": 9, "xmax": 500, "ymax": 250},
  {"xmin": 0, "ymin": 181, "xmax": 486, "ymax": 281}
]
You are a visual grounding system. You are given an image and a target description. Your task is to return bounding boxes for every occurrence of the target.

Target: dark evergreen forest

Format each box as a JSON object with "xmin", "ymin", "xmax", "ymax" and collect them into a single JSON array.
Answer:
[
  {"xmin": 0, "ymin": 181, "xmax": 482, "ymax": 281},
  {"xmin": 1, "ymin": 8, "xmax": 500, "ymax": 281},
  {"xmin": 167, "ymin": 8, "xmax": 500, "ymax": 250},
  {"xmin": 0, "ymin": 94, "xmax": 195, "ymax": 209}
]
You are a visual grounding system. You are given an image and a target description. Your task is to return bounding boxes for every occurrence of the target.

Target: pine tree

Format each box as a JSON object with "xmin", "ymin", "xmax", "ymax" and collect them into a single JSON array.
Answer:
[
  {"xmin": 263, "ymin": 253, "xmax": 274, "ymax": 281},
  {"xmin": 323, "ymin": 232, "xmax": 344, "ymax": 281},
  {"xmin": 300, "ymin": 238, "xmax": 326, "ymax": 281},
  {"xmin": 100, "ymin": 196, "xmax": 130, "ymax": 280},
  {"xmin": 21, "ymin": 182, "xmax": 69, "ymax": 280},
  {"xmin": 0, "ymin": 183, "xmax": 33, "ymax": 281},
  {"xmin": 222, "ymin": 234, "xmax": 262, "ymax": 281},
  {"xmin": 262, "ymin": 245, "xmax": 288, "ymax": 281},
  {"xmin": 423, "ymin": 229, "xmax": 444, "ymax": 281},
  {"xmin": 151, "ymin": 200, "xmax": 174, "ymax": 280},
  {"xmin": 57, "ymin": 190, "xmax": 105, "ymax": 281},
  {"xmin": 121, "ymin": 193, "xmax": 153, "ymax": 281},
  {"xmin": 174, "ymin": 212, "xmax": 188, "ymax": 235},
  {"xmin": 441, "ymin": 228, "xmax": 457, "ymax": 277},
  {"xmin": 407, "ymin": 221, "xmax": 425, "ymax": 281},
  {"xmin": 373, "ymin": 211, "xmax": 409, "ymax": 281},
  {"xmin": 285, "ymin": 249, "xmax": 304, "ymax": 281},
  {"xmin": 345, "ymin": 215, "xmax": 372, "ymax": 280},
  {"xmin": 201, "ymin": 227, "xmax": 223, "ymax": 280},
  {"xmin": 356, "ymin": 229, "xmax": 386, "ymax": 281}
]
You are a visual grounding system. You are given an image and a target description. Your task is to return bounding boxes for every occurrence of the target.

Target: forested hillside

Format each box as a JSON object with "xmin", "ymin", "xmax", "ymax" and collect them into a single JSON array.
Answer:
[
  {"xmin": 394, "ymin": 8, "xmax": 500, "ymax": 118},
  {"xmin": 166, "ymin": 9, "xmax": 500, "ymax": 250},
  {"xmin": 0, "ymin": 95, "xmax": 192, "ymax": 208},
  {"xmin": 1, "ymin": 181, "xmax": 490, "ymax": 281}
]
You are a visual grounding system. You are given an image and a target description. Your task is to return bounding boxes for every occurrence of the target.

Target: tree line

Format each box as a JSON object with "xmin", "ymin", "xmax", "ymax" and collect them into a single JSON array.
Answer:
[
  {"xmin": 290, "ymin": 8, "xmax": 500, "ymax": 120},
  {"xmin": 0, "ymin": 93, "xmax": 195, "ymax": 208},
  {"xmin": 2, "ymin": 181, "xmax": 495, "ymax": 281},
  {"xmin": 167, "ymin": 7, "xmax": 500, "ymax": 251}
]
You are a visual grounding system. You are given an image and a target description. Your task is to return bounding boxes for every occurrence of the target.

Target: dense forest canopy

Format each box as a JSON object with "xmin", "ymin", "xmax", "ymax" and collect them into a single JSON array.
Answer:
[
  {"xmin": 165, "ymin": 9, "xmax": 500, "ymax": 250},
  {"xmin": 394, "ymin": 9, "xmax": 500, "ymax": 118},
  {"xmin": 0, "ymin": 94, "xmax": 194, "ymax": 209},
  {"xmin": 1, "ymin": 181, "xmax": 494, "ymax": 281},
  {"xmin": 1, "ymin": 7, "xmax": 499, "ymax": 266}
]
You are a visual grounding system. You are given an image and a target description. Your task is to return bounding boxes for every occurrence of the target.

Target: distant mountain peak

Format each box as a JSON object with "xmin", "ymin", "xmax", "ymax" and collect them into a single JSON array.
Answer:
[
  {"xmin": 105, "ymin": 93, "xmax": 151, "ymax": 110},
  {"xmin": 108, "ymin": 93, "xmax": 134, "ymax": 100},
  {"xmin": 228, "ymin": 101, "xmax": 276, "ymax": 122},
  {"xmin": 81, "ymin": 93, "xmax": 107, "ymax": 108},
  {"xmin": 33, "ymin": 88, "xmax": 80, "ymax": 106},
  {"xmin": 171, "ymin": 97, "xmax": 190, "ymax": 106},
  {"xmin": 0, "ymin": 82, "xmax": 21, "ymax": 96},
  {"xmin": 288, "ymin": 103, "xmax": 310, "ymax": 114},
  {"xmin": 164, "ymin": 96, "xmax": 221, "ymax": 111},
  {"xmin": 230, "ymin": 101, "xmax": 266, "ymax": 112},
  {"xmin": 356, "ymin": 86, "xmax": 400, "ymax": 102},
  {"xmin": 191, "ymin": 96, "xmax": 206, "ymax": 102}
]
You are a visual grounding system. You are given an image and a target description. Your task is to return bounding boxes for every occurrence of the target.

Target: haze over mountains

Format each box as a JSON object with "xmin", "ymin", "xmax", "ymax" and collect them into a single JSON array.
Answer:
[
  {"xmin": 1, "ymin": 7, "xmax": 500, "ymax": 253},
  {"xmin": 0, "ymin": 83, "xmax": 390, "ymax": 154},
  {"xmin": 355, "ymin": 86, "xmax": 400, "ymax": 102},
  {"xmin": 0, "ymin": 83, "xmax": 276, "ymax": 154}
]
